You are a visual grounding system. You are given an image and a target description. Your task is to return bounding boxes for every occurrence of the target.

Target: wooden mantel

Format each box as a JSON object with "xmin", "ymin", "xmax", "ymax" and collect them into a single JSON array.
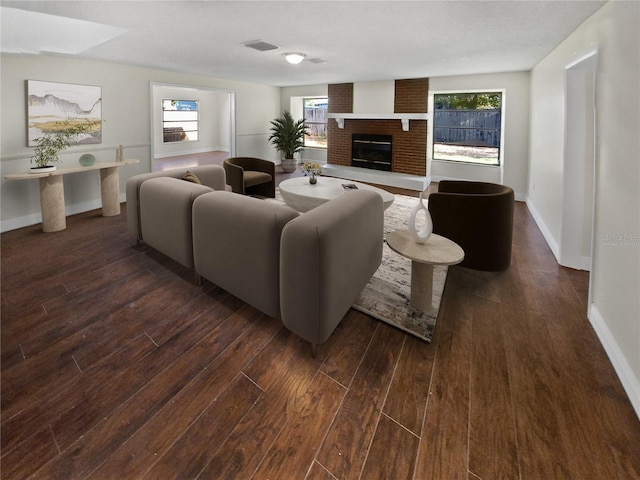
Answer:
[{"xmin": 326, "ymin": 113, "xmax": 429, "ymax": 131}]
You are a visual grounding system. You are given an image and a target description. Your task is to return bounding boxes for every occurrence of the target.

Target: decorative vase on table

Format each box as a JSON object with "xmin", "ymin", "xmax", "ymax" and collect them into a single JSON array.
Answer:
[
  {"xmin": 309, "ymin": 173, "xmax": 317, "ymax": 185},
  {"xmin": 79, "ymin": 153, "xmax": 96, "ymax": 166},
  {"xmin": 408, "ymin": 192, "xmax": 433, "ymax": 243}
]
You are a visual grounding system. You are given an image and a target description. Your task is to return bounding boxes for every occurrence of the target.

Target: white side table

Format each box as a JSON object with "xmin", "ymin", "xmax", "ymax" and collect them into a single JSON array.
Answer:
[
  {"xmin": 386, "ymin": 230, "xmax": 464, "ymax": 313},
  {"xmin": 4, "ymin": 159, "xmax": 139, "ymax": 232}
]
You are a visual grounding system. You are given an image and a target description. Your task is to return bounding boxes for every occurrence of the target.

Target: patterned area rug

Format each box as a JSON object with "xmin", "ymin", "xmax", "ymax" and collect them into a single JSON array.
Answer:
[{"xmin": 272, "ymin": 188, "xmax": 447, "ymax": 342}]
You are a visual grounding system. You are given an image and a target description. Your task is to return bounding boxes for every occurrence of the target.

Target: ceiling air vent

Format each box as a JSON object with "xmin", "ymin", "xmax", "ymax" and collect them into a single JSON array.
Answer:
[
  {"xmin": 243, "ymin": 40, "xmax": 279, "ymax": 52},
  {"xmin": 308, "ymin": 58, "xmax": 328, "ymax": 64}
]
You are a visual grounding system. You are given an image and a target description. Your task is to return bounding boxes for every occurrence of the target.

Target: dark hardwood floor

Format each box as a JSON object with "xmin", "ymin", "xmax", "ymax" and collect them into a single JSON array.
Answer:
[{"xmin": 2, "ymin": 185, "xmax": 640, "ymax": 479}]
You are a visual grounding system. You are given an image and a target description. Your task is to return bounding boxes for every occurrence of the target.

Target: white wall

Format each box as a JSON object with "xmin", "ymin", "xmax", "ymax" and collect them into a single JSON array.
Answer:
[
  {"xmin": 428, "ymin": 72, "xmax": 531, "ymax": 199},
  {"xmin": 0, "ymin": 54, "xmax": 280, "ymax": 231},
  {"xmin": 528, "ymin": 1, "xmax": 640, "ymax": 416},
  {"xmin": 152, "ymin": 84, "xmax": 231, "ymax": 158}
]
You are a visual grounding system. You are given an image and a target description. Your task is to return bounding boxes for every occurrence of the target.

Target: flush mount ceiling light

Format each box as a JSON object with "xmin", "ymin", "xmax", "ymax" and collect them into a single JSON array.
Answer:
[{"xmin": 283, "ymin": 52, "xmax": 306, "ymax": 65}]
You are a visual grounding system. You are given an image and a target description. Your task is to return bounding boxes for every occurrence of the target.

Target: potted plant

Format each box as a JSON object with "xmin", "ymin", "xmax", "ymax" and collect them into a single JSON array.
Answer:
[
  {"xmin": 30, "ymin": 119, "xmax": 94, "ymax": 173},
  {"xmin": 268, "ymin": 110, "xmax": 308, "ymax": 173}
]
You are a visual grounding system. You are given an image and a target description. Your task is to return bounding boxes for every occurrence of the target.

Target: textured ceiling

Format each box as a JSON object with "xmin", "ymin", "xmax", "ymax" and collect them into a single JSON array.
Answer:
[{"xmin": 1, "ymin": 0, "xmax": 607, "ymax": 87}]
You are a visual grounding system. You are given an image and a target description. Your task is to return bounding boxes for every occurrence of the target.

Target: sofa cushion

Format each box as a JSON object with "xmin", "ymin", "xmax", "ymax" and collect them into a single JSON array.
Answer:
[
  {"xmin": 192, "ymin": 191, "xmax": 299, "ymax": 318},
  {"xmin": 140, "ymin": 177, "xmax": 212, "ymax": 268},
  {"xmin": 243, "ymin": 171, "xmax": 272, "ymax": 188},
  {"xmin": 126, "ymin": 165, "xmax": 226, "ymax": 241}
]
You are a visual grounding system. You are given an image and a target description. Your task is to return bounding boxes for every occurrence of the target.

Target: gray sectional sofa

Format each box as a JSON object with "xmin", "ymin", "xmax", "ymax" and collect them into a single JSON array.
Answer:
[{"xmin": 126, "ymin": 167, "xmax": 385, "ymax": 353}]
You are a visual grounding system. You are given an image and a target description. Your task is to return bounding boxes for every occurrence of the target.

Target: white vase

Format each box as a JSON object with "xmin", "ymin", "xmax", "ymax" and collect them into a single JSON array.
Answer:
[{"xmin": 408, "ymin": 192, "xmax": 433, "ymax": 243}]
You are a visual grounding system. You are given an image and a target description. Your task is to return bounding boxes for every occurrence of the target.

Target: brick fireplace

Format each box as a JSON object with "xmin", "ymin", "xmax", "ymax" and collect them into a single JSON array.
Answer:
[{"xmin": 327, "ymin": 78, "xmax": 429, "ymax": 177}]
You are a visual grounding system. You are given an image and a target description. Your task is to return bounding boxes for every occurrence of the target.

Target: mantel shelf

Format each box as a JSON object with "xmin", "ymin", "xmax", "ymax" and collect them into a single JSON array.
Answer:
[{"xmin": 326, "ymin": 113, "xmax": 429, "ymax": 131}]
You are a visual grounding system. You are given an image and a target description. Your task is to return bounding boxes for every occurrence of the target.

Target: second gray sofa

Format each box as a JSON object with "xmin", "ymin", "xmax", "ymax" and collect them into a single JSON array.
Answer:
[{"xmin": 192, "ymin": 189, "xmax": 384, "ymax": 352}]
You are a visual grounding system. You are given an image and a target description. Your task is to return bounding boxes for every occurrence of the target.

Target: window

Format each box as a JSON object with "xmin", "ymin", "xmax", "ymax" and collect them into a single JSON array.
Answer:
[
  {"xmin": 162, "ymin": 99, "xmax": 199, "ymax": 143},
  {"xmin": 433, "ymin": 92, "xmax": 502, "ymax": 166},
  {"xmin": 303, "ymin": 97, "xmax": 328, "ymax": 148}
]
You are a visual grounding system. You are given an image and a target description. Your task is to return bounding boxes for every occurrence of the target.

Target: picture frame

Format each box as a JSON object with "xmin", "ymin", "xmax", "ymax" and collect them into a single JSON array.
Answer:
[{"xmin": 27, "ymin": 80, "xmax": 102, "ymax": 146}]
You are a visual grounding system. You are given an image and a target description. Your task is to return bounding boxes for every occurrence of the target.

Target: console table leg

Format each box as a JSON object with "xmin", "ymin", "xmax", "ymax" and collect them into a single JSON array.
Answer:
[
  {"xmin": 100, "ymin": 167, "xmax": 121, "ymax": 216},
  {"xmin": 39, "ymin": 176, "xmax": 66, "ymax": 232},
  {"xmin": 411, "ymin": 261, "xmax": 434, "ymax": 313}
]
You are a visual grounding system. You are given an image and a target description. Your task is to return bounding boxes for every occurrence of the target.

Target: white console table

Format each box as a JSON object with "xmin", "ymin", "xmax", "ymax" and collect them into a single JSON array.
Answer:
[{"xmin": 4, "ymin": 159, "xmax": 139, "ymax": 232}]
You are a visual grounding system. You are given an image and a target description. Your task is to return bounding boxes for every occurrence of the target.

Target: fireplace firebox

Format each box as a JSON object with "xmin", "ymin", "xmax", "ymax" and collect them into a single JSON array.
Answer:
[{"xmin": 351, "ymin": 134, "xmax": 392, "ymax": 171}]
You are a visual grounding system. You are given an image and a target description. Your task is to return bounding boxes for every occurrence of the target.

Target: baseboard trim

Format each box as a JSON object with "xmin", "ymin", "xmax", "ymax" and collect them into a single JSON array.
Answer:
[
  {"xmin": 1, "ymin": 193, "xmax": 127, "ymax": 232},
  {"xmin": 322, "ymin": 164, "xmax": 429, "ymax": 191},
  {"xmin": 525, "ymin": 197, "xmax": 561, "ymax": 263},
  {"xmin": 589, "ymin": 304, "xmax": 640, "ymax": 420}
]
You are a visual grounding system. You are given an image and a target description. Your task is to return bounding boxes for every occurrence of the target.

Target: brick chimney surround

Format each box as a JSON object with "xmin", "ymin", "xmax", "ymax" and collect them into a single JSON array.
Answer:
[{"xmin": 326, "ymin": 78, "xmax": 429, "ymax": 182}]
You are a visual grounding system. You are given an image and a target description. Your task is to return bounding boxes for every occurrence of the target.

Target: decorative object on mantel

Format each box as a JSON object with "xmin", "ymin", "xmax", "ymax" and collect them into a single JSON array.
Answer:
[
  {"xmin": 408, "ymin": 191, "xmax": 432, "ymax": 243},
  {"xmin": 30, "ymin": 119, "xmax": 95, "ymax": 173},
  {"xmin": 116, "ymin": 144, "xmax": 124, "ymax": 162},
  {"xmin": 301, "ymin": 161, "xmax": 323, "ymax": 184},
  {"xmin": 269, "ymin": 189, "xmax": 448, "ymax": 342},
  {"xmin": 79, "ymin": 153, "xmax": 96, "ymax": 166},
  {"xmin": 268, "ymin": 110, "xmax": 308, "ymax": 173}
]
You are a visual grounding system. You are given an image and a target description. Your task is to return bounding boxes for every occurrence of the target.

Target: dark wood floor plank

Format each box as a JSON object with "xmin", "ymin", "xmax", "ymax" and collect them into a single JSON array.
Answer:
[
  {"xmin": 89, "ymin": 308, "xmax": 280, "ymax": 479},
  {"xmin": 360, "ymin": 414, "xmax": 420, "ymax": 480},
  {"xmin": 29, "ymin": 305, "xmax": 264, "ymax": 479},
  {"xmin": 252, "ymin": 372, "xmax": 346, "ymax": 479},
  {"xmin": 140, "ymin": 373, "xmax": 263, "ymax": 480},
  {"xmin": 1, "ymin": 333, "xmax": 155, "ymax": 456},
  {"xmin": 468, "ymin": 295, "xmax": 519, "ymax": 479},
  {"xmin": 197, "ymin": 330, "xmax": 340, "ymax": 479},
  {"xmin": 306, "ymin": 461, "xmax": 339, "ymax": 480},
  {"xmin": 413, "ymin": 272, "xmax": 472, "ymax": 480},
  {"xmin": 320, "ymin": 309, "xmax": 379, "ymax": 388},
  {"xmin": 0, "ymin": 425, "xmax": 60, "ymax": 480},
  {"xmin": 316, "ymin": 323, "xmax": 405, "ymax": 480},
  {"xmin": 2, "ymin": 190, "xmax": 639, "ymax": 480},
  {"xmin": 383, "ymin": 333, "xmax": 436, "ymax": 436}
]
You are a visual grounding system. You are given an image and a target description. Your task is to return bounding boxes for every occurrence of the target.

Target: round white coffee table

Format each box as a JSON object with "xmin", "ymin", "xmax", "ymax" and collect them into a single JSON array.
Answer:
[
  {"xmin": 279, "ymin": 176, "xmax": 395, "ymax": 212},
  {"xmin": 386, "ymin": 230, "xmax": 464, "ymax": 313}
]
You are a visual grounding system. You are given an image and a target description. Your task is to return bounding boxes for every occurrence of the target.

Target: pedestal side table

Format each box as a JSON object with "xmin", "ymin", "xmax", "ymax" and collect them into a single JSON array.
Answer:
[{"xmin": 386, "ymin": 230, "xmax": 464, "ymax": 313}]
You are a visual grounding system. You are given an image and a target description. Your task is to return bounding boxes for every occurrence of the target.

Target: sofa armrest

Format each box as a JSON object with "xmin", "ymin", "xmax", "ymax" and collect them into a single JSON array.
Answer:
[
  {"xmin": 223, "ymin": 161, "xmax": 245, "ymax": 194},
  {"xmin": 280, "ymin": 190, "xmax": 384, "ymax": 345}
]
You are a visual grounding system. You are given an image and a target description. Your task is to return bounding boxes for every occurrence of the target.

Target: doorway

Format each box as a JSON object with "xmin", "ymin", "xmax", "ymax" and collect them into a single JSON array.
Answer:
[
  {"xmin": 150, "ymin": 83, "xmax": 235, "ymax": 170},
  {"xmin": 561, "ymin": 52, "xmax": 597, "ymax": 273}
]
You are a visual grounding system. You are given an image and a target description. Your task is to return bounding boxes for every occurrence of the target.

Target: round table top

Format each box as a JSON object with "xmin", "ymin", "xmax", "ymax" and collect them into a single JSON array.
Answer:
[
  {"xmin": 279, "ymin": 176, "xmax": 395, "ymax": 212},
  {"xmin": 386, "ymin": 230, "xmax": 465, "ymax": 266}
]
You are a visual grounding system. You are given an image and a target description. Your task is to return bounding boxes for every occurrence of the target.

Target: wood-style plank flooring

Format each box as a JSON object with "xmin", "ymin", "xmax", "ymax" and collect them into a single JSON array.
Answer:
[{"xmin": 2, "ymin": 180, "xmax": 640, "ymax": 479}]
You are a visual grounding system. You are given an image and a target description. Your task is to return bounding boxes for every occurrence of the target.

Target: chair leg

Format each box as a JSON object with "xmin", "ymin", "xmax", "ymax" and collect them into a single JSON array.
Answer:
[
  {"xmin": 311, "ymin": 343, "xmax": 318, "ymax": 358},
  {"xmin": 195, "ymin": 272, "xmax": 202, "ymax": 286}
]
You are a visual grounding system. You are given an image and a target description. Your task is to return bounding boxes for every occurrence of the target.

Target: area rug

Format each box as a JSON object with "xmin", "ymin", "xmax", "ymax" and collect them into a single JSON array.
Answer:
[{"xmin": 271, "ymin": 188, "xmax": 447, "ymax": 342}]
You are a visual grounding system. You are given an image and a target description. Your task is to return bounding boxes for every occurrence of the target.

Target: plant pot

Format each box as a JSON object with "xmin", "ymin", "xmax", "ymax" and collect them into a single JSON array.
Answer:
[
  {"xmin": 281, "ymin": 158, "xmax": 297, "ymax": 173},
  {"xmin": 30, "ymin": 165, "xmax": 57, "ymax": 174}
]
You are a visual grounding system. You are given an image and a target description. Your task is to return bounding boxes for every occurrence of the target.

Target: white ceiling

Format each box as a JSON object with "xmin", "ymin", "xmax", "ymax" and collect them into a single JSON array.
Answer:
[{"xmin": 1, "ymin": 0, "xmax": 606, "ymax": 87}]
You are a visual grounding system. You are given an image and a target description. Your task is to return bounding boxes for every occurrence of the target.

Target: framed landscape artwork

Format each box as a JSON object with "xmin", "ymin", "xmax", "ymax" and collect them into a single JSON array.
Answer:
[{"xmin": 27, "ymin": 80, "xmax": 102, "ymax": 146}]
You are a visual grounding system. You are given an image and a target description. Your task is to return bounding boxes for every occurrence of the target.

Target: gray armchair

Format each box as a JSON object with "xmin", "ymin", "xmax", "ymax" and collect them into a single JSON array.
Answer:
[{"xmin": 223, "ymin": 157, "xmax": 276, "ymax": 198}]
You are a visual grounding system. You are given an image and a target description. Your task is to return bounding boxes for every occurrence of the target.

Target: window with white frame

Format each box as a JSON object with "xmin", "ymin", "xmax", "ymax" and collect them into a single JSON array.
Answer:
[
  {"xmin": 162, "ymin": 99, "xmax": 199, "ymax": 143},
  {"xmin": 433, "ymin": 92, "xmax": 502, "ymax": 166},
  {"xmin": 303, "ymin": 97, "xmax": 328, "ymax": 148}
]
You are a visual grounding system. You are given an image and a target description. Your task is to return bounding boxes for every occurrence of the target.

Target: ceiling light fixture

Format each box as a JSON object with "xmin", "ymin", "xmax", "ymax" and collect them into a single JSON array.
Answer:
[{"xmin": 283, "ymin": 52, "xmax": 306, "ymax": 65}]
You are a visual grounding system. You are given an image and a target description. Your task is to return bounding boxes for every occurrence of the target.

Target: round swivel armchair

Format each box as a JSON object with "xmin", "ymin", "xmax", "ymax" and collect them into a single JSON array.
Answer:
[
  {"xmin": 223, "ymin": 157, "xmax": 276, "ymax": 198},
  {"xmin": 427, "ymin": 181, "xmax": 514, "ymax": 271}
]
